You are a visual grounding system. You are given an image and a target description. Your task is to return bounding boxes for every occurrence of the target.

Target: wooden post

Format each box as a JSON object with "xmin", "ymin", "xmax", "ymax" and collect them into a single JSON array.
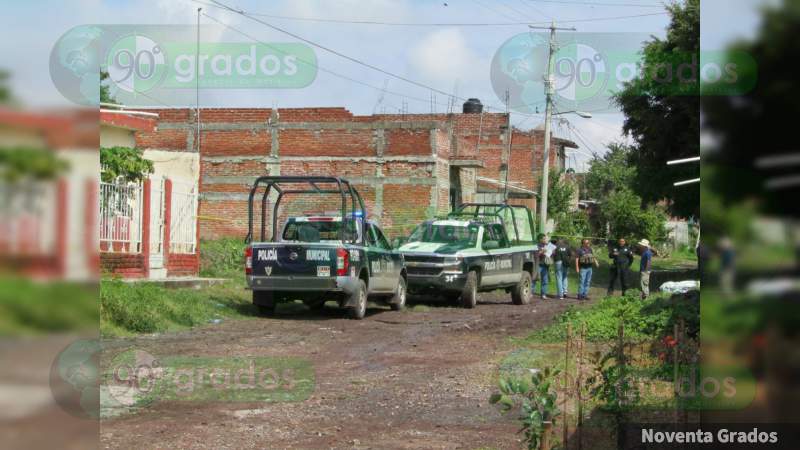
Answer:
[
  {"xmin": 564, "ymin": 323, "xmax": 571, "ymax": 449},
  {"xmin": 541, "ymin": 421, "xmax": 553, "ymax": 450},
  {"xmin": 674, "ymin": 322, "xmax": 680, "ymax": 428},
  {"xmin": 616, "ymin": 322, "xmax": 626, "ymax": 450},
  {"xmin": 577, "ymin": 322, "xmax": 585, "ymax": 450}
]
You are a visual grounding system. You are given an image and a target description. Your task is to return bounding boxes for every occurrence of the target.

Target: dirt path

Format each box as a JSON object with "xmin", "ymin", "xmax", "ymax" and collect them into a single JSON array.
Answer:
[{"xmin": 100, "ymin": 292, "xmax": 584, "ymax": 450}]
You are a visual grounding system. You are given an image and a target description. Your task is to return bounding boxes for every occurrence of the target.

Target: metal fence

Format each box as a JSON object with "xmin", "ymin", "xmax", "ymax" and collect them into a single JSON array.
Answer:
[
  {"xmin": 169, "ymin": 180, "xmax": 198, "ymax": 254},
  {"xmin": 100, "ymin": 181, "xmax": 143, "ymax": 253}
]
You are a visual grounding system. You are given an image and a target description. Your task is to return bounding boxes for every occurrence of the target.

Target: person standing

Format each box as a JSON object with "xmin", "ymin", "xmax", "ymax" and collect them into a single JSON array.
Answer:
[
  {"xmin": 607, "ymin": 237, "xmax": 634, "ymax": 296},
  {"xmin": 536, "ymin": 234, "xmax": 555, "ymax": 299},
  {"xmin": 553, "ymin": 238, "xmax": 572, "ymax": 300},
  {"xmin": 638, "ymin": 239, "xmax": 653, "ymax": 299},
  {"xmin": 575, "ymin": 239, "xmax": 599, "ymax": 300},
  {"xmin": 718, "ymin": 237, "xmax": 736, "ymax": 296}
]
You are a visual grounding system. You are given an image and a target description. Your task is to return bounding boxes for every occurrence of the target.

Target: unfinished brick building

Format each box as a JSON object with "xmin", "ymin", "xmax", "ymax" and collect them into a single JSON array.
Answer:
[{"xmin": 136, "ymin": 101, "xmax": 576, "ymax": 239}]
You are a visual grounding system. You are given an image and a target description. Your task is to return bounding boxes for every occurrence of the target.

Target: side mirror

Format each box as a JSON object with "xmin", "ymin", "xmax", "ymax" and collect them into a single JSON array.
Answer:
[{"xmin": 483, "ymin": 240, "xmax": 500, "ymax": 250}]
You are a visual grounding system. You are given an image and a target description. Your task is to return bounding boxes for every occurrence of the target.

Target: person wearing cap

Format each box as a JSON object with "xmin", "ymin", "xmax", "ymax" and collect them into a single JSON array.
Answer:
[{"xmin": 638, "ymin": 238, "xmax": 653, "ymax": 299}]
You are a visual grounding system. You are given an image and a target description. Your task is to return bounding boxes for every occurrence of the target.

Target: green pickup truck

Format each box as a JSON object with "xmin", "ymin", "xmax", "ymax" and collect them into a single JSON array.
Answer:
[{"xmin": 398, "ymin": 203, "xmax": 539, "ymax": 308}]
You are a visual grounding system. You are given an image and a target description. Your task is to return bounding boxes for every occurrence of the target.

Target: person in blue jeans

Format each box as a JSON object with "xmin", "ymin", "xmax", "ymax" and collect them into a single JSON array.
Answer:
[
  {"xmin": 537, "ymin": 234, "xmax": 555, "ymax": 299},
  {"xmin": 575, "ymin": 239, "xmax": 599, "ymax": 300},
  {"xmin": 552, "ymin": 238, "xmax": 572, "ymax": 299}
]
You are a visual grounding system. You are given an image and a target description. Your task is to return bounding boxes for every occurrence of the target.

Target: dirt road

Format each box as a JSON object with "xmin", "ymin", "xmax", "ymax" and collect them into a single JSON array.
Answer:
[{"xmin": 101, "ymin": 293, "xmax": 582, "ymax": 449}]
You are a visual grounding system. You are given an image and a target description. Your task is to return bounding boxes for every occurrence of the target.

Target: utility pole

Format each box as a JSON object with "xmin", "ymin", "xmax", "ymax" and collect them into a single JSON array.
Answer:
[
  {"xmin": 530, "ymin": 22, "xmax": 575, "ymax": 233},
  {"xmin": 196, "ymin": 7, "xmax": 202, "ymax": 153}
]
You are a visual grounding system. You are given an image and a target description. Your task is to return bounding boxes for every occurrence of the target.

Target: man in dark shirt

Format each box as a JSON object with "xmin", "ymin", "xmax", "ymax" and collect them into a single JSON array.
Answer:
[
  {"xmin": 607, "ymin": 237, "xmax": 634, "ymax": 296},
  {"xmin": 575, "ymin": 239, "xmax": 599, "ymax": 300},
  {"xmin": 552, "ymin": 238, "xmax": 572, "ymax": 300}
]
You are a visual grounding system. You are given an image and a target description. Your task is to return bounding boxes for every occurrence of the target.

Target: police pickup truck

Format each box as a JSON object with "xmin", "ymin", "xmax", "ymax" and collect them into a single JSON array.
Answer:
[
  {"xmin": 398, "ymin": 203, "xmax": 539, "ymax": 308},
  {"xmin": 244, "ymin": 176, "xmax": 406, "ymax": 319}
]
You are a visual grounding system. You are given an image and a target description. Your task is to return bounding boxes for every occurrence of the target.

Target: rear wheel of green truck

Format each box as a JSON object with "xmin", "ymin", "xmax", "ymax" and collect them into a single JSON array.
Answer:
[
  {"xmin": 253, "ymin": 291, "xmax": 276, "ymax": 316},
  {"xmin": 460, "ymin": 271, "xmax": 478, "ymax": 309},
  {"xmin": 347, "ymin": 280, "xmax": 367, "ymax": 320},
  {"xmin": 512, "ymin": 271, "xmax": 532, "ymax": 305},
  {"xmin": 390, "ymin": 276, "xmax": 407, "ymax": 311}
]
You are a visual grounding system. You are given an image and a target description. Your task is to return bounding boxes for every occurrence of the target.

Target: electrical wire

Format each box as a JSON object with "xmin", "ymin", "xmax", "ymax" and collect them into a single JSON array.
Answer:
[
  {"xmin": 191, "ymin": 0, "xmax": 667, "ymax": 26},
  {"xmin": 527, "ymin": 0, "xmax": 664, "ymax": 7},
  {"xmin": 204, "ymin": 3, "xmax": 552, "ymax": 117}
]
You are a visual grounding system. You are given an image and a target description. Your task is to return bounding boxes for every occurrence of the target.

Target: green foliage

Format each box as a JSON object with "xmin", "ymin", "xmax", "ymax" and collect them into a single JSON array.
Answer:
[
  {"xmin": 100, "ymin": 146, "xmax": 154, "ymax": 183},
  {"xmin": 699, "ymin": 166, "xmax": 755, "ymax": 246},
  {"xmin": 527, "ymin": 292, "xmax": 699, "ymax": 343},
  {"xmin": 100, "ymin": 279, "xmax": 252, "ymax": 336},
  {"xmin": 0, "ymin": 278, "xmax": 98, "ymax": 336},
  {"xmin": 614, "ymin": 0, "xmax": 699, "ymax": 217},
  {"xmin": 200, "ymin": 237, "xmax": 246, "ymax": 279},
  {"xmin": 544, "ymin": 169, "xmax": 575, "ymax": 217},
  {"xmin": 702, "ymin": 0, "xmax": 800, "ymax": 217},
  {"xmin": 585, "ymin": 142, "xmax": 637, "ymax": 200},
  {"xmin": 554, "ymin": 210, "xmax": 591, "ymax": 244},
  {"xmin": 0, "ymin": 69, "xmax": 10, "ymax": 104},
  {"xmin": 587, "ymin": 341, "xmax": 640, "ymax": 415},
  {"xmin": 490, "ymin": 367, "xmax": 561, "ymax": 450},
  {"xmin": 542, "ymin": 169, "xmax": 579, "ymax": 236},
  {"xmin": 600, "ymin": 189, "xmax": 668, "ymax": 243},
  {"xmin": 0, "ymin": 147, "xmax": 70, "ymax": 182},
  {"xmin": 100, "ymin": 70, "xmax": 117, "ymax": 105}
]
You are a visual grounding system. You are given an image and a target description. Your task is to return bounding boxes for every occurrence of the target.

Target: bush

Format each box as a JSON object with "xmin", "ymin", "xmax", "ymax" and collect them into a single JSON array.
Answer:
[
  {"xmin": 526, "ymin": 292, "xmax": 698, "ymax": 343},
  {"xmin": 601, "ymin": 189, "xmax": 668, "ymax": 244},
  {"xmin": 200, "ymin": 238, "xmax": 246, "ymax": 279},
  {"xmin": 0, "ymin": 278, "xmax": 98, "ymax": 335},
  {"xmin": 100, "ymin": 279, "xmax": 252, "ymax": 336}
]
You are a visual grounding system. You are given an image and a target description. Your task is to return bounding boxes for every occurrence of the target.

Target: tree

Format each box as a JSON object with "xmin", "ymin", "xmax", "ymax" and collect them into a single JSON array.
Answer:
[
  {"xmin": 100, "ymin": 70, "xmax": 117, "ymax": 105},
  {"xmin": 543, "ymin": 169, "xmax": 575, "ymax": 219},
  {"xmin": 585, "ymin": 142, "xmax": 637, "ymax": 200},
  {"xmin": 0, "ymin": 147, "xmax": 69, "ymax": 182},
  {"xmin": 100, "ymin": 147, "xmax": 153, "ymax": 183},
  {"xmin": 0, "ymin": 69, "xmax": 10, "ymax": 104},
  {"xmin": 601, "ymin": 189, "xmax": 668, "ymax": 243},
  {"xmin": 703, "ymin": 0, "xmax": 800, "ymax": 217},
  {"xmin": 614, "ymin": 0, "xmax": 699, "ymax": 218}
]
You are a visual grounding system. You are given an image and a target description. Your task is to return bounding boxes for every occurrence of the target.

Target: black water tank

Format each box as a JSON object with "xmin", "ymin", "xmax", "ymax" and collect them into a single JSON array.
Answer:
[{"xmin": 462, "ymin": 98, "xmax": 483, "ymax": 114}]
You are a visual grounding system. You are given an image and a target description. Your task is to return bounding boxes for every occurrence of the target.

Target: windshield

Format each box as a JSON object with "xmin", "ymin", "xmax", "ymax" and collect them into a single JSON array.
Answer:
[
  {"xmin": 282, "ymin": 219, "xmax": 361, "ymax": 243},
  {"xmin": 407, "ymin": 222, "xmax": 479, "ymax": 247}
]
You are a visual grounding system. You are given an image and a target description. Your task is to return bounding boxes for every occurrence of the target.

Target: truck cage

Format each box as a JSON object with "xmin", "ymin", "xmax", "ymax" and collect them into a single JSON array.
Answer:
[
  {"xmin": 246, "ymin": 176, "xmax": 367, "ymax": 244},
  {"xmin": 448, "ymin": 203, "xmax": 536, "ymax": 245}
]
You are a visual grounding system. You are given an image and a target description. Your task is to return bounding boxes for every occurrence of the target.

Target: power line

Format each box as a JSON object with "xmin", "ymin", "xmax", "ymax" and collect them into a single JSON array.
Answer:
[
  {"xmin": 527, "ymin": 0, "xmax": 663, "ymax": 7},
  {"xmin": 191, "ymin": 0, "xmax": 667, "ymax": 26},
  {"xmin": 202, "ymin": 12, "xmax": 448, "ymax": 111},
  {"xmin": 205, "ymin": 1, "xmax": 552, "ymax": 117}
]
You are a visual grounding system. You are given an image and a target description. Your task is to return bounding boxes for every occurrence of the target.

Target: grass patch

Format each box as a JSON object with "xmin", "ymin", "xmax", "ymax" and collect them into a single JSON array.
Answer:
[
  {"xmin": 521, "ymin": 292, "xmax": 698, "ymax": 344},
  {"xmin": 100, "ymin": 279, "xmax": 254, "ymax": 337},
  {"xmin": 200, "ymin": 237, "xmax": 246, "ymax": 279},
  {"xmin": 0, "ymin": 277, "xmax": 98, "ymax": 336}
]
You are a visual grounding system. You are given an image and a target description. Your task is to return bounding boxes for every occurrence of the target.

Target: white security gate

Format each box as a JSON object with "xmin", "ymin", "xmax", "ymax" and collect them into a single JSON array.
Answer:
[
  {"xmin": 99, "ymin": 181, "xmax": 142, "ymax": 253},
  {"xmin": 170, "ymin": 180, "xmax": 198, "ymax": 254}
]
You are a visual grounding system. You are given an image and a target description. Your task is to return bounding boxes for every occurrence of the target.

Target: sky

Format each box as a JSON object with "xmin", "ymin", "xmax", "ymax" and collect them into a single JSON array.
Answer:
[{"xmin": 0, "ymin": 0, "xmax": 769, "ymax": 171}]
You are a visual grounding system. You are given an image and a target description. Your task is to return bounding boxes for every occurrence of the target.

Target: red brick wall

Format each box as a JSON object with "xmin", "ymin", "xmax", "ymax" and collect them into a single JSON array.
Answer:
[
  {"xmin": 100, "ymin": 253, "xmax": 146, "ymax": 278},
  {"xmin": 135, "ymin": 108, "xmax": 571, "ymax": 241},
  {"xmin": 166, "ymin": 253, "xmax": 199, "ymax": 277}
]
